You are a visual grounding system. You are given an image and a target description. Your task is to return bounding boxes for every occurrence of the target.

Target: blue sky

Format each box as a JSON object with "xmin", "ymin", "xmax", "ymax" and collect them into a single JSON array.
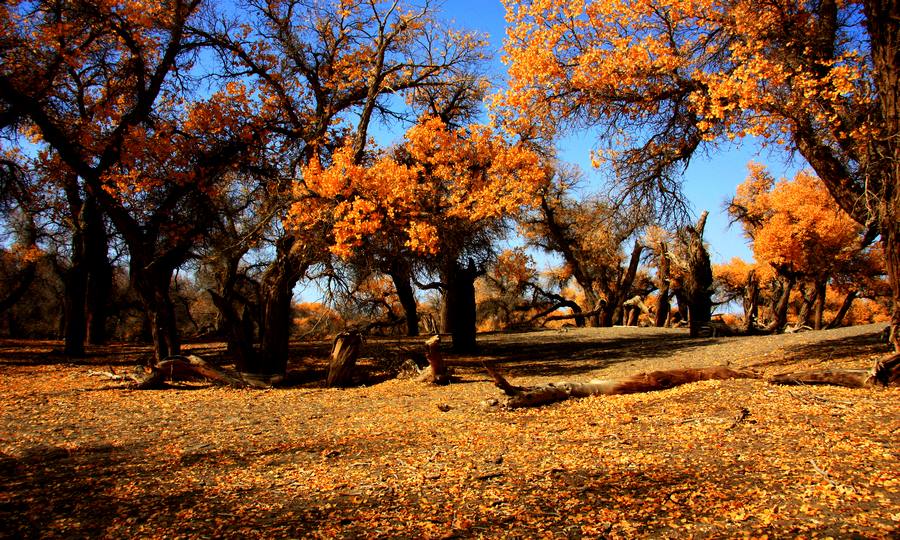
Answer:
[{"xmin": 432, "ymin": 0, "xmax": 808, "ymax": 267}]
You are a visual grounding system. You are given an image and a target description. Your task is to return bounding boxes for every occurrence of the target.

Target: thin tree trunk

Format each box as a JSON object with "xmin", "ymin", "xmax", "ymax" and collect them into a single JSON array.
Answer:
[
  {"xmin": 654, "ymin": 242, "xmax": 671, "ymax": 327},
  {"xmin": 389, "ymin": 261, "xmax": 419, "ymax": 337},
  {"xmin": 826, "ymin": 290, "xmax": 857, "ymax": 329}
]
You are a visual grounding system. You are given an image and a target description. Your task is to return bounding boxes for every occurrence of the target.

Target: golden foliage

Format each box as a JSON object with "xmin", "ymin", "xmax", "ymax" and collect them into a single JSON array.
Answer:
[{"xmin": 290, "ymin": 116, "xmax": 547, "ymax": 259}]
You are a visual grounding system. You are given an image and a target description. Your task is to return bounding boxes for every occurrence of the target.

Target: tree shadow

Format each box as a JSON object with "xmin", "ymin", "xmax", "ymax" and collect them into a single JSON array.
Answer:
[
  {"xmin": 451, "ymin": 329, "xmax": 717, "ymax": 379},
  {"xmin": 0, "ymin": 443, "xmax": 210, "ymax": 538},
  {"xmin": 746, "ymin": 329, "xmax": 889, "ymax": 369}
]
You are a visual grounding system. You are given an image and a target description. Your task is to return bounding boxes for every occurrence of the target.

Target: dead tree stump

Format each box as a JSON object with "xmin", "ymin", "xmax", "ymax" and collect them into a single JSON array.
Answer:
[
  {"xmin": 418, "ymin": 335, "xmax": 451, "ymax": 385},
  {"xmin": 326, "ymin": 331, "xmax": 362, "ymax": 387}
]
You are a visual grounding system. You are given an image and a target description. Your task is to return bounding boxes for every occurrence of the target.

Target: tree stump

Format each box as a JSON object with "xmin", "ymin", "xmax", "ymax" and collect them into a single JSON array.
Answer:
[
  {"xmin": 418, "ymin": 335, "xmax": 451, "ymax": 385},
  {"xmin": 326, "ymin": 331, "xmax": 362, "ymax": 387}
]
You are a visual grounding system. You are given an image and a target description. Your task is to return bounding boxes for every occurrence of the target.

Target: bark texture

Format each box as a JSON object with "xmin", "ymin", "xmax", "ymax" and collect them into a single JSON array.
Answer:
[
  {"xmin": 486, "ymin": 366, "xmax": 758, "ymax": 408},
  {"xmin": 326, "ymin": 331, "xmax": 363, "ymax": 387}
]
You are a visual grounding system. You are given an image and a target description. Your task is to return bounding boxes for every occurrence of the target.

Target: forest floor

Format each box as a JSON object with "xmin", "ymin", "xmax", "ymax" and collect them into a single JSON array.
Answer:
[{"xmin": 1, "ymin": 324, "xmax": 898, "ymax": 539}]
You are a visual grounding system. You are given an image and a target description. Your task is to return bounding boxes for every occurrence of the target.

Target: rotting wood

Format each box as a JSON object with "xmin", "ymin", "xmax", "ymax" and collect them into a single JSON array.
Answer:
[
  {"xmin": 768, "ymin": 354, "xmax": 900, "ymax": 388},
  {"xmin": 326, "ymin": 331, "xmax": 363, "ymax": 387},
  {"xmin": 418, "ymin": 335, "xmax": 452, "ymax": 385},
  {"xmin": 133, "ymin": 355, "xmax": 257, "ymax": 389},
  {"xmin": 485, "ymin": 365, "xmax": 759, "ymax": 408}
]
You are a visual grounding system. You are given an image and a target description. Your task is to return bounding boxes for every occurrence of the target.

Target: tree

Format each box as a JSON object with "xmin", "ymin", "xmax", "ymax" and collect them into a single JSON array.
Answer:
[
  {"xmin": 0, "ymin": 0, "xmax": 256, "ymax": 362},
  {"xmin": 728, "ymin": 164, "xmax": 879, "ymax": 331},
  {"xmin": 501, "ymin": 0, "xmax": 900, "ymax": 352},
  {"xmin": 199, "ymin": 0, "xmax": 489, "ymax": 375},
  {"xmin": 522, "ymin": 168, "xmax": 649, "ymax": 327},
  {"xmin": 298, "ymin": 116, "xmax": 546, "ymax": 352}
]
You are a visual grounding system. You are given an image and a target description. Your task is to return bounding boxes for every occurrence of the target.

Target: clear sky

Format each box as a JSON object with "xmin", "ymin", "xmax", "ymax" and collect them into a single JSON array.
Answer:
[{"xmin": 432, "ymin": 0, "xmax": 807, "ymax": 267}]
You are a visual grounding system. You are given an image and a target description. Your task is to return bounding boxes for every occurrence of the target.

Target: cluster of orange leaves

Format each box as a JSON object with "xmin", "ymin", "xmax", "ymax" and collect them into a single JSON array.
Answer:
[
  {"xmin": 730, "ymin": 163, "xmax": 876, "ymax": 281},
  {"xmin": 290, "ymin": 116, "xmax": 546, "ymax": 259},
  {"xmin": 498, "ymin": 0, "xmax": 873, "ymax": 157}
]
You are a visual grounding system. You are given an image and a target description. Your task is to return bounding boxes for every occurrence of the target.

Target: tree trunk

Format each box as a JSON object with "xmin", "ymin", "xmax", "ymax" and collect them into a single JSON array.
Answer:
[
  {"xmin": 388, "ymin": 261, "xmax": 419, "ymax": 337},
  {"xmin": 133, "ymin": 354, "xmax": 262, "ymax": 389},
  {"xmin": 255, "ymin": 237, "xmax": 308, "ymax": 377},
  {"xmin": 208, "ymin": 290, "xmax": 256, "ymax": 373},
  {"xmin": 441, "ymin": 258, "xmax": 480, "ymax": 353},
  {"xmin": 742, "ymin": 270, "xmax": 760, "ymax": 333},
  {"xmin": 796, "ymin": 282, "xmax": 817, "ymax": 328},
  {"xmin": 326, "ymin": 331, "xmax": 362, "ymax": 387},
  {"xmin": 812, "ymin": 280, "xmax": 827, "ymax": 330},
  {"xmin": 768, "ymin": 272, "xmax": 796, "ymax": 333},
  {"xmin": 130, "ymin": 254, "xmax": 180, "ymax": 364},
  {"xmin": 582, "ymin": 288, "xmax": 601, "ymax": 327},
  {"xmin": 83, "ymin": 195, "xmax": 111, "ymax": 345},
  {"xmin": 61, "ymin": 179, "xmax": 87, "ymax": 357},
  {"xmin": 770, "ymin": 354, "xmax": 900, "ymax": 387},
  {"xmin": 863, "ymin": 0, "xmax": 900, "ymax": 353},
  {"xmin": 419, "ymin": 335, "xmax": 450, "ymax": 384},
  {"xmin": 825, "ymin": 290, "xmax": 857, "ymax": 329},
  {"xmin": 686, "ymin": 212, "xmax": 713, "ymax": 337},
  {"xmin": 62, "ymin": 260, "xmax": 88, "ymax": 357},
  {"xmin": 654, "ymin": 242, "xmax": 671, "ymax": 327},
  {"xmin": 612, "ymin": 240, "xmax": 644, "ymax": 326}
]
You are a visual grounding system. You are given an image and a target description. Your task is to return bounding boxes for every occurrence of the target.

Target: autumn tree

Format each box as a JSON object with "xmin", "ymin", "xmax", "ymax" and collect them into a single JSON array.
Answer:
[
  {"xmin": 522, "ymin": 167, "xmax": 648, "ymax": 327},
  {"xmin": 714, "ymin": 257, "xmax": 763, "ymax": 332},
  {"xmin": 501, "ymin": 0, "xmax": 900, "ymax": 352},
  {"xmin": 0, "ymin": 0, "xmax": 263, "ymax": 362},
  {"xmin": 196, "ymin": 0, "xmax": 489, "ymax": 374},
  {"xmin": 299, "ymin": 116, "xmax": 546, "ymax": 353},
  {"xmin": 728, "ymin": 164, "xmax": 878, "ymax": 331}
]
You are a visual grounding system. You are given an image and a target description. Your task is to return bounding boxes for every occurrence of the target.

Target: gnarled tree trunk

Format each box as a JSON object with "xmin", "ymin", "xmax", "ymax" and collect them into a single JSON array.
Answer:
[
  {"xmin": 486, "ymin": 365, "xmax": 758, "ymax": 408},
  {"xmin": 388, "ymin": 259, "xmax": 419, "ymax": 337},
  {"xmin": 685, "ymin": 211, "xmax": 713, "ymax": 337},
  {"xmin": 326, "ymin": 331, "xmax": 362, "ymax": 387},
  {"xmin": 254, "ymin": 236, "xmax": 310, "ymax": 378},
  {"xmin": 441, "ymin": 257, "xmax": 481, "ymax": 353}
]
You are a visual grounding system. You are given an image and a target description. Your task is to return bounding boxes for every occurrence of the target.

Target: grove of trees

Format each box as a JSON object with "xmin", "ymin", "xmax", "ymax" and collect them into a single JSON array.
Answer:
[{"xmin": 0, "ymin": 0, "xmax": 896, "ymax": 385}]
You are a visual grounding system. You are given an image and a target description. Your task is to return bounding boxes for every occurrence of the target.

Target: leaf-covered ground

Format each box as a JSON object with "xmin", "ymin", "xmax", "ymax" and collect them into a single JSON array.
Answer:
[{"xmin": 1, "ymin": 324, "xmax": 898, "ymax": 539}]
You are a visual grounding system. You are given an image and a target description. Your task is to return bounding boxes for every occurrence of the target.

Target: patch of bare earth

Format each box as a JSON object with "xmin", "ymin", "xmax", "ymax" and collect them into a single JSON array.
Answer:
[{"xmin": 1, "ymin": 324, "xmax": 897, "ymax": 538}]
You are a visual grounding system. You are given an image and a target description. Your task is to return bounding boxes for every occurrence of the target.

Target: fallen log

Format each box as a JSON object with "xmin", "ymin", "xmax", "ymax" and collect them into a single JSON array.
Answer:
[
  {"xmin": 486, "ymin": 365, "xmax": 758, "ymax": 408},
  {"xmin": 133, "ymin": 355, "xmax": 255, "ymax": 389},
  {"xmin": 769, "ymin": 354, "xmax": 900, "ymax": 388}
]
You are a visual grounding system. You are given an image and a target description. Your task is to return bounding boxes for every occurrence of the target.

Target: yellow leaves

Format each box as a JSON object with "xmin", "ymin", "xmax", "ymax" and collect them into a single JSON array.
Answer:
[
  {"xmin": 287, "ymin": 116, "xmax": 547, "ymax": 260},
  {"xmin": 730, "ymin": 163, "xmax": 864, "ymax": 279}
]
